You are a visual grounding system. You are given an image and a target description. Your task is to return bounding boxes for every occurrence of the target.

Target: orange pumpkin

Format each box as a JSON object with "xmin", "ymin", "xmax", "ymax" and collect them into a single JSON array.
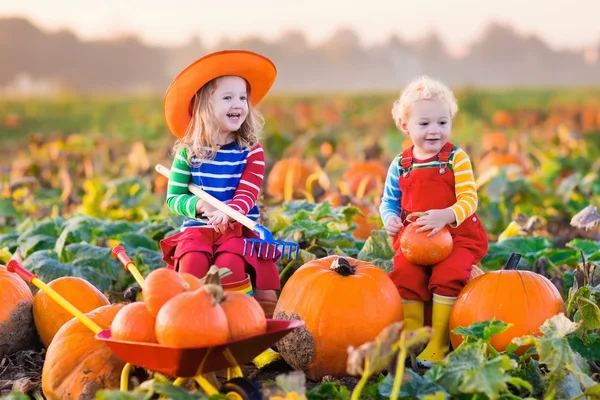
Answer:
[
  {"xmin": 342, "ymin": 160, "xmax": 387, "ymax": 198},
  {"xmin": 111, "ymin": 302, "xmax": 157, "ymax": 343},
  {"xmin": 482, "ymin": 132, "xmax": 508, "ymax": 152},
  {"xmin": 33, "ymin": 276, "xmax": 110, "ymax": 348},
  {"xmin": 143, "ymin": 268, "xmax": 189, "ymax": 317},
  {"xmin": 42, "ymin": 304, "xmax": 125, "ymax": 400},
  {"xmin": 273, "ymin": 256, "xmax": 403, "ymax": 380},
  {"xmin": 181, "ymin": 272, "xmax": 203, "ymax": 291},
  {"xmin": 0, "ymin": 264, "xmax": 36, "ymax": 356},
  {"xmin": 266, "ymin": 158, "xmax": 315, "ymax": 200},
  {"xmin": 397, "ymin": 212, "xmax": 453, "ymax": 266},
  {"xmin": 492, "ymin": 110, "xmax": 513, "ymax": 127},
  {"xmin": 155, "ymin": 285, "xmax": 229, "ymax": 347},
  {"xmin": 449, "ymin": 253, "xmax": 564, "ymax": 354},
  {"xmin": 220, "ymin": 291, "xmax": 267, "ymax": 340},
  {"xmin": 477, "ymin": 151, "xmax": 528, "ymax": 174}
]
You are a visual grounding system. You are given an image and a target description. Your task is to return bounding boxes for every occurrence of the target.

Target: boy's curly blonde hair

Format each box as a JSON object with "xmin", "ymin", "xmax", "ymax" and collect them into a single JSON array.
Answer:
[
  {"xmin": 391, "ymin": 75, "xmax": 458, "ymax": 133},
  {"xmin": 173, "ymin": 76, "xmax": 264, "ymax": 165}
]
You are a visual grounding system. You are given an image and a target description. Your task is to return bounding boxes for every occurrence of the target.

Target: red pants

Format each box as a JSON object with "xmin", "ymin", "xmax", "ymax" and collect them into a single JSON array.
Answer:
[
  {"xmin": 390, "ymin": 243, "xmax": 476, "ymax": 301},
  {"xmin": 178, "ymin": 251, "xmax": 248, "ymax": 284}
]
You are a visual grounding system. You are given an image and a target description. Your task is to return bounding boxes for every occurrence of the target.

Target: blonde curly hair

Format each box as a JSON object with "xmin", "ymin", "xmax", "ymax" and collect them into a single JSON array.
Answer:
[
  {"xmin": 391, "ymin": 75, "xmax": 458, "ymax": 133},
  {"xmin": 173, "ymin": 76, "xmax": 264, "ymax": 165}
]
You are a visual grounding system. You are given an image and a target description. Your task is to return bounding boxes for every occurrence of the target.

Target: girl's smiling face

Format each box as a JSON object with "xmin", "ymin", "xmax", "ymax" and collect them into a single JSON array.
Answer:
[
  {"xmin": 211, "ymin": 75, "xmax": 249, "ymax": 141},
  {"xmin": 402, "ymin": 98, "xmax": 452, "ymax": 159}
]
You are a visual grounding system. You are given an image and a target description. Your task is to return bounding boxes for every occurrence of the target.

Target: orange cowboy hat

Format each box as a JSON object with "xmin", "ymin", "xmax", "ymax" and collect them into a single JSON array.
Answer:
[{"xmin": 164, "ymin": 49, "xmax": 277, "ymax": 138}]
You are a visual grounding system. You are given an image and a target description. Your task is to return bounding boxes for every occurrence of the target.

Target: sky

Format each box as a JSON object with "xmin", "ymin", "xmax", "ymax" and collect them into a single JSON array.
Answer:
[{"xmin": 1, "ymin": 0, "xmax": 599, "ymax": 56}]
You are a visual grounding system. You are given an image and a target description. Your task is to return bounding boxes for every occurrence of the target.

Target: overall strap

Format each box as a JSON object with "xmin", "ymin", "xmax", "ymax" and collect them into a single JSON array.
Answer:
[
  {"xmin": 437, "ymin": 142, "xmax": 455, "ymax": 175},
  {"xmin": 399, "ymin": 145, "xmax": 414, "ymax": 177}
]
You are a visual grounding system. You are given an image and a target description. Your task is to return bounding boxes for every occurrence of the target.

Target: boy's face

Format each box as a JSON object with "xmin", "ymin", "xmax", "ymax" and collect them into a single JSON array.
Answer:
[
  {"xmin": 211, "ymin": 75, "xmax": 249, "ymax": 136},
  {"xmin": 402, "ymin": 98, "xmax": 452, "ymax": 158}
]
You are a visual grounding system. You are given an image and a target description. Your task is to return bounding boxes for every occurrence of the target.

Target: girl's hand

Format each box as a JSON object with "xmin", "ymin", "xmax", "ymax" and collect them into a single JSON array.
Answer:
[
  {"xmin": 196, "ymin": 199, "xmax": 217, "ymax": 215},
  {"xmin": 414, "ymin": 209, "xmax": 455, "ymax": 236},
  {"xmin": 385, "ymin": 216, "xmax": 404, "ymax": 236},
  {"xmin": 205, "ymin": 210, "xmax": 231, "ymax": 233}
]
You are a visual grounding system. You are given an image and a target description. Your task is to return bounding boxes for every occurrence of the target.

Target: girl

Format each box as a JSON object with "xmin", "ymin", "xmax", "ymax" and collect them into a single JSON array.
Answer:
[
  {"xmin": 380, "ymin": 76, "xmax": 488, "ymax": 366},
  {"xmin": 159, "ymin": 50, "xmax": 280, "ymax": 318}
]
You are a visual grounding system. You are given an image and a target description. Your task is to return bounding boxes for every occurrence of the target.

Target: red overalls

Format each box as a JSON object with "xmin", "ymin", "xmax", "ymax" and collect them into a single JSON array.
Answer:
[{"xmin": 390, "ymin": 142, "xmax": 488, "ymax": 302}]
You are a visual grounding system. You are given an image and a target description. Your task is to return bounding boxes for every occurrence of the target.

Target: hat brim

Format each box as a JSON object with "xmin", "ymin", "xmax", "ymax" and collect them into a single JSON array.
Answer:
[{"xmin": 164, "ymin": 50, "xmax": 277, "ymax": 139}]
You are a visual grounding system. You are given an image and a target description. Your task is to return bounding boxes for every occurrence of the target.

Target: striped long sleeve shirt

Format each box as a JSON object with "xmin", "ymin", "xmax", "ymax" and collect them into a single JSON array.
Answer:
[
  {"xmin": 379, "ymin": 146, "xmax": 478, "ymax": 228},
  {"xmin": 166, "ymin": 142, "xmax": 265, "ymax": 228}
]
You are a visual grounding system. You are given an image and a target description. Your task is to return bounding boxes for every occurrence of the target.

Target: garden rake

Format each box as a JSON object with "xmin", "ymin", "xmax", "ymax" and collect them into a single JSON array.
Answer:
[{"xmin": 155, "ymin": 164, "xmax": 299, "ymax": 260}]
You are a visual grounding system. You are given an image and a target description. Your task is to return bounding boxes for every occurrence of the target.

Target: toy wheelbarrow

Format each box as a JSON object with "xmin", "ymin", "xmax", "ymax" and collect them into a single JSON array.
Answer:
[
  {"xmin": 155, "ymin": 164, "xmax": 300, "ymax": 260},
  {"xmin": 6, "ymin": 259, "xmax": 303, "ymax": 399}
]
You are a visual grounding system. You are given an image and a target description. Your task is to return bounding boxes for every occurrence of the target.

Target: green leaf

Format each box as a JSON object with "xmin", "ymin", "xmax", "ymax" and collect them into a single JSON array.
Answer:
[
  {"xmin": 510, "ymin": 359, "xmax": 545, "ymax": 397},
  {"xmin": 135, "ymin": 248, "xmax": 166, "ymax": 275},
  {"xmin": 54, "ymin": 215, "xmax": 98, "ymax": 257},
  {"xmin": 379, "ymin": 370, "xmax": 449, "ymax": 399},
  {"xmin": 138, "ymin": 220, "xmax": 175, "ymax": 241},
  {"xmin": 356, "ymin": 229, "xmax": 395, "ymax": 269},
  {"xmin": 451, "ymin": 320, "xmax": 512, "ymax": 342},
  {"xmin": 458, "ymin": 355, "xmax": 524, "ymax": 399},
  {"xmin": 566, "ymin": 239, "xmax": 600, "ymax": 257},
  {"xmin": 117, "ymin": 232, "xmax": 159, "ymax": 251},
  {"xmin": 22, "ymin": 250, "xmax": 75, "ymax": 283},
  {"xmin": 307, "ymin": 381, "xmax": 352, "ymax": 400},
  {"xmin": 0, "ymin": 233, "xmax": 19, "ymax": 252},
  {"xmin": 567, "ymin": 334, "xmax": 600, "ymax": 362},
  {"xmin": 428, "ymin": 341, "xmax": 488, "ymax": 390},
  {"xmin": 0, "ymin": 197, "xmax": 20, "ymax": 219},
  {"xmin": 19, "ymin": 234, "xmax": 58, "ymax": 258},
  {"xmin": 62, "ymin": 243, "xmax": 120, "ymax": 281}
]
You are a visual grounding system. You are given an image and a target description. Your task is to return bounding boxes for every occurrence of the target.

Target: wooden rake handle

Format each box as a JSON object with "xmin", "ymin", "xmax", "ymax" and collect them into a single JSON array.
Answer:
[{"xmin": 155, "ymin": 164, "xmax": 258, "ymax": 232}]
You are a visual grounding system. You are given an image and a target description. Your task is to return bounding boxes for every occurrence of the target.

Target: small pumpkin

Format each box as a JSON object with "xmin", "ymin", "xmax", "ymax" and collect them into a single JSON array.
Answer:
[
  {"xmin": 42, "ymin": 303, "xmax": 125, "ymax": 400},
  {"xmin": 397, "ymin": 212, "xmax": 453, "ymax": 266},
  {"xmin": 33, "ymin": 276, "xmax": 110, "ymax": 348},
  {"xmin": 143, "ymin": 268, "xmax": 190, "ymax": 317},
  {"xmin": 111, "ymin": 301, "xmax": 157, "ymax": 343},
  {"xmin": 204, "ymin": 266, "xmax": 267, "ymax": 341},
  {"xmin": 0, "ymin": 264, "xmax": 36, "ymax": 356},
  {"xmin": 155, "ymin": 285, "xmax": 229, "ymax": 348},
  {"xmin": 273, "ymin": 256, "xmax": 403, "ymax": 380},
  {"xmin": 477, "ymin": 151, "xmax": 528, "ymax": 174},
  {"xmin": 341, "ymin": 160, "xmax": 388, "ymax": 198},
  {"xmin": 449, "ymin": 253, "xmax": 564, "ymax": 354},
  {"xmin": 180, "ymin": 272, "xmax": 203, "ymax": 291}
]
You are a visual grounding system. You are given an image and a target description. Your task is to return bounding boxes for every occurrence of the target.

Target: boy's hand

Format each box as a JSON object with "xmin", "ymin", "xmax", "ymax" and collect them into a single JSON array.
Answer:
[
  {"xmin": 414, "ymin": 209, "xmax": 455, "ymax": 236},
  {"xmin": 205, "ymin": 210, "xmax": 232, "ymax": 234},
  {"xmin": 385, "ymin": 216, "xmax": 404, "ymax": 236}
]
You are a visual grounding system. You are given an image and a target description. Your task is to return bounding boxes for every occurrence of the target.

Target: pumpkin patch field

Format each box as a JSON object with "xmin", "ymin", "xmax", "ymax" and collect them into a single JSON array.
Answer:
[{"xmin": 1, "ymin": 89, "xmax": 600, "ymax": 399}]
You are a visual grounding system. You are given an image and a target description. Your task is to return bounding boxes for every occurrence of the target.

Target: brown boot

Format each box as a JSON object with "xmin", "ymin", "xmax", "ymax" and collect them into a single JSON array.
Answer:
[{"xmin": 253, "ymin": 288, "xmax": 278, "ymax": 318}]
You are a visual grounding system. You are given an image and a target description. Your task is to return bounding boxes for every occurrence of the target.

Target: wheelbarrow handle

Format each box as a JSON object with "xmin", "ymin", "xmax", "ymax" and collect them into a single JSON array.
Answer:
[
  {"xmin": 112, "ymin": 245, "xmax": 146, "ymax": 289},
  {"xmin": 6, "ymin": 259, "xmax": 103, "ymax": 335},
  {"xmin": 155, "ymin": 164, "xmax": 258, "ymax": 231}
]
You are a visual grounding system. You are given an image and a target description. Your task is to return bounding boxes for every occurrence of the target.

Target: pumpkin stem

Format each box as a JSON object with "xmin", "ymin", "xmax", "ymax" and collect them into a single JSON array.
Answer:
[
  {"xmin": 405, "ymin": 212, "xmax": 427, "ymax": 223},
  {"xmin": 202, "ymin": 283, "xmax": 225, "ymax": 305},
  {"xmin": 331, "ymin": 257, "xmax": 356, "ymax": 276},
  {"xmin": 503, "ymin": 253, "xmax": 522, "ymax": 270},
  {"xmin": 203, "ymin": 265, "xmax": 222, "ymax": 286}
]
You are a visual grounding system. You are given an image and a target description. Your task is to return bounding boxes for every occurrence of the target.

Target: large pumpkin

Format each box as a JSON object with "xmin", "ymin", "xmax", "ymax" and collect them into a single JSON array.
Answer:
[
  {"xmin": 449, "ymin": 253, "xmax": 564, "ymax": 354},
  {"xmin": 477, "ymin": 151, "xmax": 528, "ymax": 174},
  {"xmin": 341, "ymin": 160, "xmax": 388, "ymax": 198},
  {"xmin": 397, "ymin": 212, "xmax": 453, "ymax": 266},
  {"xmin": 33, "ymin": 276, "xmax": 110, "ymax": 348},
  {"xmin": 273, "ymin": 256, "xmax": 403, "ymax": 380},
  {"xmin": 42, "ymin": 303, "xmax": 126, "ymax": 400},
  {"xmin": 0, "ymin": 264, "xmax": 36, "ymax": 356}
]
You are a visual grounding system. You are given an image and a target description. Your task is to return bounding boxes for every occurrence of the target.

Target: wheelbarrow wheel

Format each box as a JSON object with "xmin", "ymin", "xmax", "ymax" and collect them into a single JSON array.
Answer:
[{"xmin": 220, "ymin": 377, "xmax": 262, "ymax": 400}]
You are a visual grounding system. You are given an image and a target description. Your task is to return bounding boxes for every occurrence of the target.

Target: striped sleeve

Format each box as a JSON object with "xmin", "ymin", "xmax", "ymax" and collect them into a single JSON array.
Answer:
[
  {"xmin": 379, "ymin": 155, "xmax": 402, "ymax": 225},
  {"xmin": 228, "ymin": 144, "xmax": 264, "ymax": 214},
  {"xmin": 165, "ymin": 148, "xmax": 199, "ymax": 219},
  {"xmin": 449, "ymin": 148, "xmax": 478, "ymax": 227}
]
